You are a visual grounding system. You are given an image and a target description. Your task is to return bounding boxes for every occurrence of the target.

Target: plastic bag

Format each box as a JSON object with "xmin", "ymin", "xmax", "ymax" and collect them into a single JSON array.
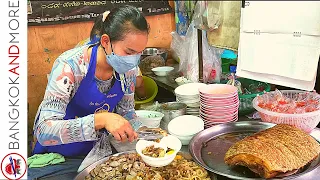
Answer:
[
  {"xmin": 192, "ymin": 1, "xmax": 208, "ymax": 30},
  {"xmin": 180, "ymin": 24, "xmax": 223, "ymax": 83},
  {"xmin": 77, "ymin": 131, "xmax": 112, "ymax": 172},
  {"xmin": 192, "ymin": 1, "xmax": 224, "ymax": 31},
  {"xmin": 202, "ymin": 31, "xmax": 224, "ymax": 83},
  {"xmin": 171, "ymin": 1, "xmax": 224, "ymax": 83},
  {"xmin": 170, "ymin": 32, "xmax": 187, "ymax": 75}
]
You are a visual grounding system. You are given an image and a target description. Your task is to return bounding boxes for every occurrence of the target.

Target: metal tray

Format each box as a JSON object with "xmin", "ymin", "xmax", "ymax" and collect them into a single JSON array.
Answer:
[
  {"xmin": 74, "ymin": 150, "xmax": 218, "ymax": 180},
  {"xmin": 189, "ymin": 121, "xmax": 320, "ymax": 180}
]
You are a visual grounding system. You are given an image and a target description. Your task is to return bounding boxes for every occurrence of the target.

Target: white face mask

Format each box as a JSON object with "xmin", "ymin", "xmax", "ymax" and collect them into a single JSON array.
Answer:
[{"xmin": 104, "ymin": 43, "xmax": 141, "ymax": 74}]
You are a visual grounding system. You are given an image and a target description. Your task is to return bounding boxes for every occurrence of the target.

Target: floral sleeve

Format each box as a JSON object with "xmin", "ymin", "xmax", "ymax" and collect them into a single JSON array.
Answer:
[
  {"xmin": 34, "ymin": 57, "xmax": 98, "ymax": 146},
  {"xmin": 115, "ymin": 68, "xmax": 142, "ymax": 130}
]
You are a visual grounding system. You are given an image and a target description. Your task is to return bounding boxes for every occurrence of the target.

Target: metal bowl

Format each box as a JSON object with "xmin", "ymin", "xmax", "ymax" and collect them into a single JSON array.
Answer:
[
  {"xmin": 160, "ymin": 102, "xmax": 187, "ymax": 124},
  {"xmin": 141, "ymin": 47, "xmax": 168, "ymax": 62}
]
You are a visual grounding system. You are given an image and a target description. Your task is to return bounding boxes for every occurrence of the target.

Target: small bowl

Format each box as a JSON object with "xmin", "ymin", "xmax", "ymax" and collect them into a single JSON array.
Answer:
[
  {"xmin": 136, "ymin": 135, "xmax": 182, "ymax": 167},
  {"xmin": 152, "ymin": 66, "xmax": 174, "ymax": 76},
  {"xmin": 175, "ymin": 77, "xmax": 192, "ymax": 86},
  {"xmin": 135, "ymin": 110, "xmax": 164, "ymax": 128}
]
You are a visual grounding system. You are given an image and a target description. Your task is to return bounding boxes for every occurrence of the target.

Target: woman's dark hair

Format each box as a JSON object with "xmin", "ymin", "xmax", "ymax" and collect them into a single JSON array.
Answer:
[{"xmin": 90, "ymin": 5, "xmax": 149, "ymax": 42}]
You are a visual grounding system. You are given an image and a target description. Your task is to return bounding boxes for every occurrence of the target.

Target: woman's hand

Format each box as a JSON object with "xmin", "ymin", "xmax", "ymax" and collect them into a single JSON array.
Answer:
[{"xmin": 94, "ymin": 112, "xmax": 138, "ymax": 142}]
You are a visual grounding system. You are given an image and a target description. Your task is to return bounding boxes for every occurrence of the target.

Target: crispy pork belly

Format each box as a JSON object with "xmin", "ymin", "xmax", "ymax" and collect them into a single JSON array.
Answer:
[{"xmin": 224, "ymin": 124, "xmax": 320, "ymax": 178}]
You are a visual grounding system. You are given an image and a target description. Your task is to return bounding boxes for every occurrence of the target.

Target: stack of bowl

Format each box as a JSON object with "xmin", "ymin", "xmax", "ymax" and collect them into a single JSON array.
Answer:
[
  {"xmin": 174, "ymin": 83, "xmax": 207, "ymax": 116},
  {"xmin": 199, "ymin": 84, "xmax": 239, "ymax": 128},
  {"xmin": 168, "ymin": 115, "xmax": 204, "ymax": 145}
]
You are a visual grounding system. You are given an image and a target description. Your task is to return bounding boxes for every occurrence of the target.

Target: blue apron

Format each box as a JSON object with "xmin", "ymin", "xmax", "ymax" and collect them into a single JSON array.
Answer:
[{"xmin": 33, "ymin": 44, "xmax": 125, "ymax": 157}]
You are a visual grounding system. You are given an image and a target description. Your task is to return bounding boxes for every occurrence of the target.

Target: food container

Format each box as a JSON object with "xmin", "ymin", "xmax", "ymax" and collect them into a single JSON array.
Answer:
[
  {"xmin": 252, "ymin": 90, "xmax": 320, "ymax": 133},
  {"xmin": 141, "ymin": 47, "xmax": 168, "ymax": 63},
  {"xmin": 168, "ymin": 115, "xmax": 204, "ymax": 145},
  {"xmin": 159, "ymin": 102, "xmax": 187, "ymax": 131},
  {"xmin": 175, "ymin": 76, "xmax": 192, "ymax": 86},
  {"xmin": 134, "ymin": 76, "xmax": 158, "ymax": 110},
  {"xmin": 151, "ymin": 66, "xmax": 174, "ymax": 76},
  {"xmin": 135, "ymin": 110, "xmax": 164, "ymax": 128},
  {"xmin": 136, "ymin": 135, "xmax": 182, "ymax": 167},
  {"xmin": 220, "ymin": 78, "xmax": 271, "ymax": 115}
]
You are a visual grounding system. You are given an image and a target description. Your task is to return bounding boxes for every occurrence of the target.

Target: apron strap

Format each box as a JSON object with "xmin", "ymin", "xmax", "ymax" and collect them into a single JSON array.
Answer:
[{"xmin": 85, "ymin": 44, "xmax": 99, "ymax": 80}]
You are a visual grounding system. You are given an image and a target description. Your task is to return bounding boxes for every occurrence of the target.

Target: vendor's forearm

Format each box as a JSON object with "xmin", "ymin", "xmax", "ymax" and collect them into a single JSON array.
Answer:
[{"xmin": 36, "ymin": 114, "xmax": 98, "ymax": 146}]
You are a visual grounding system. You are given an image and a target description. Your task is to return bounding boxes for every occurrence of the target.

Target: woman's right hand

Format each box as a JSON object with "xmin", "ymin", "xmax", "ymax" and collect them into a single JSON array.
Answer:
[{"xmin": 94, "ymin": 112, "xmax": 138, "ymax": 142}]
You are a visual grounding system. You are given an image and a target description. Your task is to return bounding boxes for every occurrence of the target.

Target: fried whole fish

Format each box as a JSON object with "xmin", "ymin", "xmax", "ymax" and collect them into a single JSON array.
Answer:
[{"xmin": 224, "ymin": 124, "xmax": 320, "ymax": 179}]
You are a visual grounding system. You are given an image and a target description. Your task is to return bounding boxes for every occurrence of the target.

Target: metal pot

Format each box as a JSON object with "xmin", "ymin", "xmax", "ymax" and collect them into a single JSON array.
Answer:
[
  {"xmin": 159, "ymin": 102, "xmax": 187, "ymax": 131},
  {"xmin": 141, "ymin": 47, "xmax": 168, "ymax": 63}
]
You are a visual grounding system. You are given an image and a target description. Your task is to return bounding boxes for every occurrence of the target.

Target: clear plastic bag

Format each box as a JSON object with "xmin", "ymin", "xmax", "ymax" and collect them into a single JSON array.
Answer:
[
  {"xmin": 170, "ymin": 32, "xmax": 187, "ymax": 75},
  {"xmin": 171, "ymin": 1, "xmax": 224, "ymax": 83},
  {"xmin": 192, "ymin": 1, "xmax": 224, "ymax": 31},
  {"xmin": 178, "ymin": 24, "xmax": 223, "ymax": 83},
  {"xmin": 77, "ymin": 131, "xmax": 112, "ymax": 172},
  {"xmin": 202, "ymin": 31, "xmax": 224, "ymax": 83},
  {"xmin": 192, "ymin": 1, "xmax": 208, "ymax": 30}
]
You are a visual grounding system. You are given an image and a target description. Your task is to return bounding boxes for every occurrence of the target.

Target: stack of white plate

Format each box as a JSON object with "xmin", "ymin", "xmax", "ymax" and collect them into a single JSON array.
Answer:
[
  {"xmin": 198, "ymin": 84, "xmax": 240, "ymax": 128},
  {"xmin": 174, "ymin": 83, "xmax": 207, "ymax": 116}
]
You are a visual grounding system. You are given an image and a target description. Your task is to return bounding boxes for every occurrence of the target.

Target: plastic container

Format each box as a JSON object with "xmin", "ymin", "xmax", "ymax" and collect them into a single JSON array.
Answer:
[
  {"xmin": 252, "ymin": 90, "xmax": 320, "ymax": 133},
  {"xmin": 135, "ymin": 76, "xmax": 158, "ymax": 109},
  {"xmin": 175, "ymin": 77, "xmax": 192, "ymax": 86},
  {"xmin": 136, "ymin": 135, "xmax": 182, "ymax": 167},
  {"xmin": 135, "ymin": 110, "xmax": 164, "ymax": 128},
  {"xmin": 220, "ymin": 78, "xmax": 271, "ymax": 115},
  {"xmin": 221, "ymin": 50, "xmax": 237, "ymax": 73},
  {"xmin": 238, "ymin": 78, "xmax": 271, "ymax": 115}
]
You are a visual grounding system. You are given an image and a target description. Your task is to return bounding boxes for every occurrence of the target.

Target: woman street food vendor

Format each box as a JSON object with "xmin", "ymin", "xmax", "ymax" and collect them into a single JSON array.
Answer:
[
  {"xmin": 29, "ymin": 5, "xmax": 149, "ymax": 179},
  {"xmin": 76, "ymin": 12, "xmax": 148, "ymax": 101}
]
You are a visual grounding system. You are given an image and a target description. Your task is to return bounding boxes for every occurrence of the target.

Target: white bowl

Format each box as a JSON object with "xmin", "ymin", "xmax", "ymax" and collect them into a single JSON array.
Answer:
[
  {"xmin": 136, "ymin": 135, "xmax": 182, "ymax": 167},
  {"xmin": 135, "ymin": 110, "xmax": 164, "ymax": 128},
  {"xmin": 168, "ymin": 131, "xmax": 194, "ymax": 145},
  {"xmin": 175, "ymin": 77, "xmax": 192, "ymax": 86},
  {"xmin": 174, "ymin": 83, "xmax": 207, "ymax": 96},
  {"xmin": 151, "ymin": 66, "xmax": 174, "ymax": 76},
  {"xmin": 168, "ymin": 115, "xmax": 204, "ymax": 137}
]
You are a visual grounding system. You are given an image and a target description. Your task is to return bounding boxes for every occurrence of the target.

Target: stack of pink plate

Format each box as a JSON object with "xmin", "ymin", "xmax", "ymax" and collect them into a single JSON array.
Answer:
[{"xmin": 198, "ymin": 84, "xmax": 239, "ymax": 128}]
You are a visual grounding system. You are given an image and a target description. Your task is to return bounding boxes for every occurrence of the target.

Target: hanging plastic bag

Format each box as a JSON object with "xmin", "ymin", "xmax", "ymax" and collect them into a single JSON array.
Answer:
[
  {"xmin": 171, "ymin": 1, "xmax": 224, "ymax": 83},
  {"xmin": 203, "ymin": 32, "xmax": 224, "ymax": 83},
  {"xmin": 77, "ymin": 131, "xmax": 112, "ymax": 172},
  {"xmin": 170, "ymin": 31, "xmax": 187, "ymax": 75},
  {"xmin": 183, "ymin": 24, "xmax": 223, "ymax": 83}
]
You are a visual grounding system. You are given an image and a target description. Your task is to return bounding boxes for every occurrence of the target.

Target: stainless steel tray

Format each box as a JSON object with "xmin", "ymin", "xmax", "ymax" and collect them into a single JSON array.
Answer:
[
  {"xmin": 74, "ymin": 150, "xmax": 218, "ymax": 180},
  {"xmin": 189, "ymin": 121, "xmax": 320, "ymax": 180}
]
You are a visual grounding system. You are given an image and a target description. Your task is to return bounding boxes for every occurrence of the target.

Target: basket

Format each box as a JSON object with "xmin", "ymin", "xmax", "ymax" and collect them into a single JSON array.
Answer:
[
  {"xmin": 135, "ymin": 76, "xmax": 158, "ymax": 109},
  {"xmin": 252, "ymin": 90, "xmax": 320, "ymax": 133},
  {"xmin": 220, "ymin": 78, "xmax": 271, "ymax": 115}
]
